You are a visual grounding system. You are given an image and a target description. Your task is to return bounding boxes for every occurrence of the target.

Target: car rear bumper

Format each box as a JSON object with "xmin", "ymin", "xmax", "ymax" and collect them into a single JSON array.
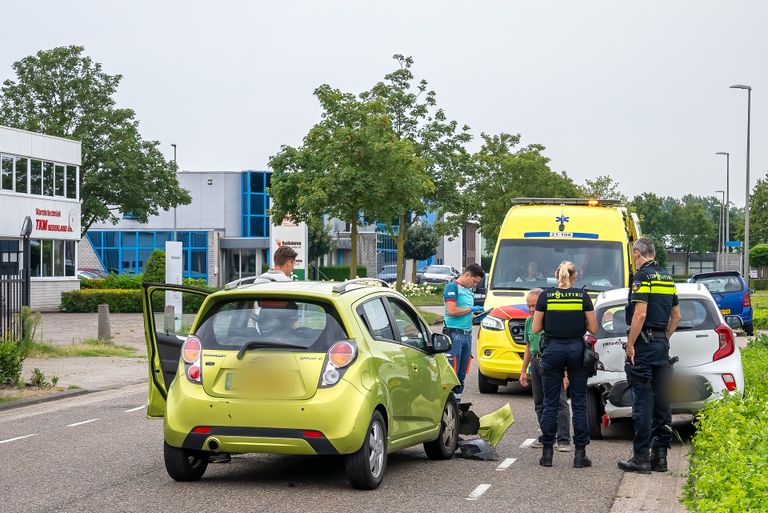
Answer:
[
  {"xmin": 163, "ymin": 377, "xmax": 373, "ymax": 455},
  {"xmin": 477, "ymin": 328, "xmax": 526, "ymax": 381}
]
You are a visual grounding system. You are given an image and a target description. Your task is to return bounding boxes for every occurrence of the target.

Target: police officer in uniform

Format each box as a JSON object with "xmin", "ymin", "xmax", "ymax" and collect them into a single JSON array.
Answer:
[
  {"xmin": 618, "ymin": 237, "xmax": 682, "ymax": 473},
  {"xmin": 533, "ymin": 261, "xmax": 598, "ymax": 468}
]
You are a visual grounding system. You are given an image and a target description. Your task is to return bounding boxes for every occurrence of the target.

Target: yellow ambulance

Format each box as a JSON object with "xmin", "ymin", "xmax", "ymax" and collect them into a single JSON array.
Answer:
[{"xmin": 477, "ymin": 198, "xmax": 642, "ymax": 393}]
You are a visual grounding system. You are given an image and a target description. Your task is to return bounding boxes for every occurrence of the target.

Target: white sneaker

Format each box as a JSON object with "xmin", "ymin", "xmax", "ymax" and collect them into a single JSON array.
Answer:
[
  {"xmin": 531, "ymin": 439, "xmax": 544, "ymax": 449},
  {"xmin": 556, "ymin": 444, "xmax": 573, "ymax": 452}
]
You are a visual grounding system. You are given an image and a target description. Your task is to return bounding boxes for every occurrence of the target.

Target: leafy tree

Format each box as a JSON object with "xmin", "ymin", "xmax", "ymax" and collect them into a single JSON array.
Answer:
[
  {"xmin": 404, "ymin": 222, "xmax": 439, "ymax": 282},
  {"xmin": 749, "ymin": 175, "xmax": 768, "ymax": 245},
  {"xmin": 672, "ymin": 197, "xmax": 716, "ymax": 275},
  {"xmin": 749, "ymin": 243, "xmax": 768, "ymax": 268},
  {"xmin": 307, "ymin": 217, "xmax": 333, "ymax": 278},
  {"xmin": 0, "ymin": 46, "xmax": 191, "ymax": 235},
  {"xmin": 268, "ymin": 85, "xmax": 427, "ymax": 279},
  {"xmin": 471, "ymin": 132, "xmax": 580, "ymax": 251},
  {"xmin": 580, "ymin": 175, "xmax": 628, "ymax": 203},
  {"xmin": 361, "ymin": 55, "xmax": 472, "ymax": 289},
  {"xmin": 629, "ymin": 192, "xmax": 682, "ymax": 268}
]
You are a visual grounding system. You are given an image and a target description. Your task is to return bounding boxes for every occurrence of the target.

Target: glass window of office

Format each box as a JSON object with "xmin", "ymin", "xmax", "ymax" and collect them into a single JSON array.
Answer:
[
  {"xmin": 43, "ymin": 162, "xmax": 54, "ymax": 196},
  {"xmin": 54, "ymin": 164, "xmax": 65, "ymax": 196},
  {"xmin": 66, "ymin": 165, "xmax": 77, "ymax": 199},
  {"xmin": 1, "ymin": 156, "xmax": 12, "ymax": 191},
  {"xmin": 30, "ymin": 160, "xmax": 42, "ymax": 195},
  {"xmin": 16, "ymin": 158, "xmax": 28, "ymax": 193},
  {"xmin": 29, "ymin": 239, "xmax": 76, "ymax": 278}
]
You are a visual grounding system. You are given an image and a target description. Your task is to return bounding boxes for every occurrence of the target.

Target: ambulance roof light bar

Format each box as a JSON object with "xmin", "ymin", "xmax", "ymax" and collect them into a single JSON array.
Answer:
[{"xmin": 510, "ymin": 198, "xmax": 622, "ymax": 206}]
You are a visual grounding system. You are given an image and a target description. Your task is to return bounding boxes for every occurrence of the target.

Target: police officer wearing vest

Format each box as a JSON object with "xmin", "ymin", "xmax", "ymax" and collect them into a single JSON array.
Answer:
[
  {"xmin": 618, "ymin": 237, "xmax": 682, "ymax": 473},
  {"xmin": 533, "ymin": 261, "xmax": 598, "ymax": 468}
]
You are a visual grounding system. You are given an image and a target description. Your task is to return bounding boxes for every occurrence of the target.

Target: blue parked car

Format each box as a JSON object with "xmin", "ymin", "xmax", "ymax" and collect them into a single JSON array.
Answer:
[{"xmin": 689, "ymin": 271, "xmax": 754, "ymax": 335}]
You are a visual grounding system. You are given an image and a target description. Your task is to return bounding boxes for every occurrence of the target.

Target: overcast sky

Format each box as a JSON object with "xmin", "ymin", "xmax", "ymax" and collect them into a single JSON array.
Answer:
[{"xmin": 2, "ymin": 0, "xmax": 766, "ymax": 207}]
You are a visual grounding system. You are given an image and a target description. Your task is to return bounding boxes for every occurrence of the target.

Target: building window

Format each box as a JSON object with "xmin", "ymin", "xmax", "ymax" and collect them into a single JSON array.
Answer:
[
  {"xmin": 54, "ymin": 164, "xmax": 65, "ymax": 196},
  {"xmin": 27, "ymin": 239, "xmax": 76, "ymax": 278},
  {"xmin": 31, "ymin": 160, "xmax": 42, "ymax": 195},
  {"xmin": 66, "ymin": 165, "xmax": 77, "ymax": 199},
  {"xmin": 43, "ymin": 162, "xmax": 54, "ymax": 196},
  {"xmin": 16, "ymin": 158, "xmax": 28, "ymax": 193},
  {"xmin": 241, "ymin": 171, "xmax": 271, "ymax": 238},
  {"xmin": 1, "ymin": 156, "xmax": 12, "ymax": 191}
]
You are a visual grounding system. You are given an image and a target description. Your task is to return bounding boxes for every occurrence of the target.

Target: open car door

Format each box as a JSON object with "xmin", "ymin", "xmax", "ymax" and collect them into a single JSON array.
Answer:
[{"xmin": 141, "ymin": 282, "xmax": 211, "ymax": 417}]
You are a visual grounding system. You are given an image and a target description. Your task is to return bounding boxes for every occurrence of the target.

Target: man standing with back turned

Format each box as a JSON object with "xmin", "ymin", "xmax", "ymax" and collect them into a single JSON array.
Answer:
[
  {"xmin": 443, "ymin": 263, "xmax": 485, "ymax": 402},
  {"xmin": 618, "ymin": 237, "xmax": 681, "ymax": 473}
]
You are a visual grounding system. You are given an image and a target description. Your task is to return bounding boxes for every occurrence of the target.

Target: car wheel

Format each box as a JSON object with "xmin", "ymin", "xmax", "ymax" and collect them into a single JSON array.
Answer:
[
  {"xmin": 345, "ymin": 410, "xmax": 387, "ymax": 490},
  {"xmin": 478, "ymin": 369, "xmax": 498, "ymax": 394},
  {"xmin": 424, "ymin": 395, "xmax": 459, "ymax": 460},
  {"xmin": 745, "ymin": 322, "xmax": 754, "ymax": 336},
  {"xmin": 163, "ymin": 441, "xmax": 209, "ymax": 481},
  {"xmin": 586, "ymin": 387, "xmax": 604, "ymax": 440}
]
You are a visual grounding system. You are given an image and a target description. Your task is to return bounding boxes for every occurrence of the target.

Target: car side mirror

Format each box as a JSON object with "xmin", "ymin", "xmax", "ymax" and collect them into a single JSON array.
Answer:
[
  {"xmin": 429, "ymin": 333, "xmax": 452, "ymax": 353},
  {"xmin": 724, "ymin": 315, "xmax": 743, "ymax": 330},
  {"xmin": 749, "ymin": 288, "xmax": 756, "ymax": 295}
]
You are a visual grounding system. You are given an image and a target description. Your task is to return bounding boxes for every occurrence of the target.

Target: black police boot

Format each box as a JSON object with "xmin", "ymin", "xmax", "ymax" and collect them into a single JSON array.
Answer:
[
  {"xmin": 651, "ymin": 447, "xmax": 668, "ymax": 472},
  {"xmin": 539, "ymin": 445, "xmax": 554, "ymax": 467},
  {"xmin": 573, "ymin": 447, "xmax": 592, "ymax": 468},
  {"xmin": 618, "ymin": 453, "xmax": 651, "ymax": 474}
]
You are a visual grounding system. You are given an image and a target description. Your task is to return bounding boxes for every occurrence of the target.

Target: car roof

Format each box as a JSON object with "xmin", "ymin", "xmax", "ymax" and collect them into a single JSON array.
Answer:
[
  {"xmin": 596, "ymin": 283, "xmax": 709, "ymax": 305},
  {"xmin": 690, "ymin": 271, "xmax": 743, "ymax": 280},
  {"xmin": 210, "ymin": 279, "xmax": 397, "ymax": 302}
]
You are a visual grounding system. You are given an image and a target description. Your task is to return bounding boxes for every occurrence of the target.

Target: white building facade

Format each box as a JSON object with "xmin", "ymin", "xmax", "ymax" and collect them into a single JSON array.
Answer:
[{"xmin": 0, "ymin": 126, "xmax": 81, "ymax": 310}]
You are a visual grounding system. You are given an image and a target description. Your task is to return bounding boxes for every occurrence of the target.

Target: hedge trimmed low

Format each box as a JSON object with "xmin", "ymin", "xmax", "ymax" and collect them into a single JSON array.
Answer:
[
  {"xmin": 318, "ymin": 265, "xmax": 368, "ymax": 281},
  {"xmin": 61, "ymin": 289, "xmax": 205, "ymax": 313}
]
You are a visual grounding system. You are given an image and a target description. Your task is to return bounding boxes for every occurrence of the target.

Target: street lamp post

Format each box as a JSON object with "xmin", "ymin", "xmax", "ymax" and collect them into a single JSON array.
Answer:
[
  {"xmin": 171, "ymin": 143, "xmax": 177, "ymax": 243},
  {"xmin": 730, "ymin": 85, "xmax": 751, "ymax": 279},
  {"xmin": 716, "ymin": 190, "xmax": 725, "ymax": 270},
  {"xmin": 716, "ymin": 152, "xmax": 730, "ymax": 267}
]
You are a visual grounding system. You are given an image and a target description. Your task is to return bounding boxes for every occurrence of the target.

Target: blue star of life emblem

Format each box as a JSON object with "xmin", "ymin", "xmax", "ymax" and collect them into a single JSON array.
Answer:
[{"xmin": 556, "ymin": 215, "xmax": 570, "ymax": 224}]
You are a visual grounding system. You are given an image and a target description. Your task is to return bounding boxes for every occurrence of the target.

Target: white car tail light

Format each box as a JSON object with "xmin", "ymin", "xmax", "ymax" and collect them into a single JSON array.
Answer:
[
  {"xmin": 181, "ymin": 336, "xmax": 203, "ymax": 384},
  {"xmin": 713, "ymin": 324, "xmax": 735, "ymax": 362}
]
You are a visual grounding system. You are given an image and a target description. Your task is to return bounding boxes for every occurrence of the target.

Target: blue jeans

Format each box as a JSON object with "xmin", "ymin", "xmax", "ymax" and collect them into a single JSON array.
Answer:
[
  {"xmin": 625, "ymin": 337, "xmax": 672, "ymax": 455},
  {"xmin": 540, "ymin": 338, "xmax": 589, "ymax": 448},
  {"xmin": 446, "ymin": 330, "xmax": 472, "ymax": 399},
  {"xmin": 530, "ymin": 356, "xmax": 571, "ymax": 445}
]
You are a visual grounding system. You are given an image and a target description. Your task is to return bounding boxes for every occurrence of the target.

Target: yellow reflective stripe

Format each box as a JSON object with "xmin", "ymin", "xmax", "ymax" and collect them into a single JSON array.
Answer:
[
  {"xmin": 547, "ymin": 304, "xmax": 584, "ymax": 311},
  {"xmin": 650, "ymin": 281, "xmax": 675, "ymax": 287},
  {"xmin": 548, "ymin": 299, "xmax": 583, "ymax": 303},
  {"xmin": 648, "ymin": 288, "xmax": 677, "ymax": 295},
  {"xmin": 634, "ymin": 286, "xmax": 651, "ymax": 293}
]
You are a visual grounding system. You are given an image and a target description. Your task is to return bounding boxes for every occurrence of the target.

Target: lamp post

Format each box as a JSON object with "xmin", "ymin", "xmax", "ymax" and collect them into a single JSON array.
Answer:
[
  {"xmin": 730, "ymin": 84, "xmax": 751, "ymax": 279},
  {"xmin": 716, "ymin": 190, "xmax": 725, "ymax": 270},
  {"xmin": 171, "ymin": 143, "xmax": 177, "ymax": 243},
  {"xmin": 715, "ymin": 152, "xmax": 730, "ymax": 265}
]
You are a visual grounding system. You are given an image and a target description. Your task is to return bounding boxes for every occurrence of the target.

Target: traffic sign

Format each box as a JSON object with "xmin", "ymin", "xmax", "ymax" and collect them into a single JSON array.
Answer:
[{"xmin": 725, "ymin": 241, "xmax": 742, "ymax": 248}]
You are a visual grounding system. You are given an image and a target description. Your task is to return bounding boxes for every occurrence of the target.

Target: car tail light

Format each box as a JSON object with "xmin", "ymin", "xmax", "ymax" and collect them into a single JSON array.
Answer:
[
  {"xmin": 722, "ymin": 373, "xmax": 737, "ymax": 391},
  {"xmin": 329, "ymin": 340, "xmax": 356, "ymax": 368},
  {"xmin": 320, "ymin": 340, "xmax": 357, "ymax": 388},
  {"xmin": 713, "ymin": 324, "xmax": 735, "ymax": 362},
  {"xmin": 744, "ymin": 293, "xmax": 751, "ymax": 308},
  {"xmin": 182, "ymin": 337, "xmax": 202, "ymax": 364},
  {"xmin": 191, "ymin": 426, "xmax": 212, "ymax": 434},
  {"xmin": 303, "ymin": 430, "xmax": 324, "ymax": 438},
  {"xmin": 182, "ymin": 336, "xmax": 203, "ymax": 384}
]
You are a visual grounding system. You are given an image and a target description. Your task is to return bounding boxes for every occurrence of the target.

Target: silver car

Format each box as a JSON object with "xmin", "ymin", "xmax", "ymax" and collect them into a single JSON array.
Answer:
[{"xmin": 419, "ymin": 265, "xmax": 459, "ymax": 284}]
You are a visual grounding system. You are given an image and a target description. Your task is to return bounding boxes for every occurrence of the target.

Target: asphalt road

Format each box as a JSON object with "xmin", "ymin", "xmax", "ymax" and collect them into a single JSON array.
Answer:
[{"xmin": 0, "ymin": 330, "xmax": 710, "ymax": 513}]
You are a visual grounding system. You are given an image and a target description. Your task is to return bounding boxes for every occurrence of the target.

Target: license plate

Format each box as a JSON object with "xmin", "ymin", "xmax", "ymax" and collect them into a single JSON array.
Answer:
[
  {"xmin": 720, "ymin": 309, "xmax": 731, "ymax": 315},
  {"xmin": 225, "ymin": 371, "xmax": 294, "ymax": 393}
]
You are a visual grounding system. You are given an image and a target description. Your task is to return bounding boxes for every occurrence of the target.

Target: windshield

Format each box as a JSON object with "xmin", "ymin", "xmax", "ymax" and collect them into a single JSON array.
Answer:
[
  {"xmin": 195, "ymin": 298, "xmax": 348, "ymax": 351},
  {"xmin": 490, "ymin": 239, "xmax": 625, "ymax": 291},
  {"xmin": 692, "ymin": 274, "xmax": 744, "ymax": 294},
  {"xmin": 426, "ymin": 266, "xmax": 451, "ymax": 275}
]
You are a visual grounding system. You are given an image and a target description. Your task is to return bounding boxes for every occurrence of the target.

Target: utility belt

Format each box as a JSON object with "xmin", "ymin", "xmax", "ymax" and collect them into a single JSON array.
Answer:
[
  {"xmin": 443, "ymin": 327, "xmax": 472, "ymax": 335},
  {"xmin": 639, "ymin": 328, "xmax": 667, "ymax": 344}
]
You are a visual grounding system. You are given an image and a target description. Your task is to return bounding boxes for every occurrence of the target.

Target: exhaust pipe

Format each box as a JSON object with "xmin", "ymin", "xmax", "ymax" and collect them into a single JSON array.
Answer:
[{"xmin": 207, "ymin": 438, "xmax": 220, "ymax": 451}]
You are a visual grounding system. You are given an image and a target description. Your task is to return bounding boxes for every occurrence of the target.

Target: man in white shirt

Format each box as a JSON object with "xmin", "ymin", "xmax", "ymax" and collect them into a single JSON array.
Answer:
[{"xmin": 259, "ymin": 246, "xmax": 297, "ymax": 281}]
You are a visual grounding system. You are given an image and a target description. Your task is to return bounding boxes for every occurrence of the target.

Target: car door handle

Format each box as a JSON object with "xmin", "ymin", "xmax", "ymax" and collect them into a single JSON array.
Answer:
[{"xmin": 411, "ymin": 363, "xmax": 419, "ymax": 372}]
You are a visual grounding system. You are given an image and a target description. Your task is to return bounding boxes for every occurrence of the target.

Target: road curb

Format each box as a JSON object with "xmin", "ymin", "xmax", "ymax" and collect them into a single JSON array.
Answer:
[{"xmin": 0, "ymin": 378, "xmax": 147, "ymax": 412}]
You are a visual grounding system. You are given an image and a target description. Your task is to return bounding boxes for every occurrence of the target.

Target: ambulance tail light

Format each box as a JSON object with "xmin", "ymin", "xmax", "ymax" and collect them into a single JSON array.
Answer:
[{"xmin": 713, "ymin": 324, "xmax": 735, "ymax": 362}]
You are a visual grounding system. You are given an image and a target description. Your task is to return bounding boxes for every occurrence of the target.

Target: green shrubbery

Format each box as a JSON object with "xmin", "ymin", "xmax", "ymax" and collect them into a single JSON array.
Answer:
[
  {"xmin": 685, "ymin": 335, "xmax": 768, "ymax": 512},
  {"xmin": 318, "ymin": 265, "xmax": 368, "ymax": 281},
  {"xmin": 0, "ymin": 307, "xmax": 40, "ymax": 386},
  {"xmin": 61, "ymin": 288, "xmax": 206, "ymax": 313},
  {"xmin": 80, "ymin": 273, "xmax": 145, "ymax": 289}
]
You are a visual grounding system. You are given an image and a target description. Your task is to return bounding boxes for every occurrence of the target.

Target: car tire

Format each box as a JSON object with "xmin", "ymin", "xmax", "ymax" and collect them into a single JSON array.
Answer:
[
  {"xmin": 586, "ymin": 387, "xmax": 604, "ymax": 440},
  {"xmin": 424, "ymin": 394, "xmax": 459, "ymax": 460},
  {"xmin": 163, "ymin": 441, "xmax": 209, "ymax": 481},
  {"xmin": 745, "ymin": 322, "xmax": 754, "ymax": 336},
  {"xmin": 345, "ymin": 410, "xmax": 387, "ymax": 490},
  {"xmin": 478, "ymin": 370, "xmax": 498, "ymax": 394}
]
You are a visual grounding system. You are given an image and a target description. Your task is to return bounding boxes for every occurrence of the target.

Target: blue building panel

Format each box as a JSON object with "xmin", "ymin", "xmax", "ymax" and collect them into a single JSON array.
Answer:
[{"xmin": 241, "ymin": 170, "xmax": 271, "ymax": 238}]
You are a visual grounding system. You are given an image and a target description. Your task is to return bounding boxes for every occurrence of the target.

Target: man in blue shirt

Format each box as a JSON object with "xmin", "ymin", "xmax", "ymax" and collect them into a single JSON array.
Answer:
[{"xmin": 443, "ymin": 263, "xmax": 485, "ymax": 401}]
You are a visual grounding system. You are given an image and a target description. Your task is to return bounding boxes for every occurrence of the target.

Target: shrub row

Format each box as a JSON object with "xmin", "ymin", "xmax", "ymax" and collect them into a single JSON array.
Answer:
[
  {"xmin": 750, "ymin": 279, "xmax": 768, "ymax": 290},
  {"xmin": 684, "ymin": 335, "xmax": 768, "ymax": 512},
  {"xmin": 317, "ymin": 265, "xmax": 368, "ymax": 281},
  {"xmin": 80, "ymin": 274, "xmax": 209, "ymax": 290},
  {"xmin": 61, "ymin": 288, "xmax": 207, "ymax": 314}
]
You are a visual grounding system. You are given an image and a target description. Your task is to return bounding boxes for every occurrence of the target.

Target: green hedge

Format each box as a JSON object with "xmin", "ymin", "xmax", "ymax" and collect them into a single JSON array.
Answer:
[
  {"xmin": 318, "ymin": 265, "xmax": 368, "ymax": 281},
  {"xmin": 61, "ymin": 289, "xmax": 206, "ymax": 313},
  {"xmin": 685, "ymin": 336, "xmax": 768, "ymax": 511},
  {"xmin": 80, "ymin": 273, "xmax": 145, "ymax": 289},
  {"xmin": 750, "ymin": 279, "xmax": 768, "ymax": 290}
]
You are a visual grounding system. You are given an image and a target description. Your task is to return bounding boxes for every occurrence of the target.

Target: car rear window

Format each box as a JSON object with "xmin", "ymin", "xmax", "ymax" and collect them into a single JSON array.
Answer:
[
  {"xmin": 596, "ymin": 298, "xmax": 720, "ymax": 338},
  {"xmin": 693, "ymin": 275, "xmax": 744, "ymax": 294},
  {"xmin": 194, "ymin": 298, "xmax": 348, "ymax": 351}
]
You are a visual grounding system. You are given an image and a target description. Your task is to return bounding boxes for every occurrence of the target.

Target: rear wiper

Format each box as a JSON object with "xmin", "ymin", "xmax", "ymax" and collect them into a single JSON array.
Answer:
[{"xmin": 237, "ymin": 340, "xmax": 307, "ymax": 360}]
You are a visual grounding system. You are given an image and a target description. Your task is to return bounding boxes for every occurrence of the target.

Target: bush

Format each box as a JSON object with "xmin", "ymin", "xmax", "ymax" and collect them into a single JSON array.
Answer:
[
  {"xmin": 80, "ymin": 273, "xmax": 144, "ymax": 290},
  {"xmin": 143, "ymin": 250, "xmax": 166, "ymax": 283},
  {"xmin": 0, "ymin": 307, "xmax": 40, "ymax": 386},
  {"xmin": 61, "ymin": 288, "xmax": 207, "ymax": 314},
  {"xmin": 750, "ymin": 279, "xmax": 768, "ymax": 290},
  {"xmin": 684, "ymin": 336, "xmax": 768, "ymax": 511},
  {"xmin": 754, "ymin": 309, "xmax": 768, "ymax": 330},
  {"xmin": 318, "ymin": 265, "xmax": 368, "ymax": 281}
]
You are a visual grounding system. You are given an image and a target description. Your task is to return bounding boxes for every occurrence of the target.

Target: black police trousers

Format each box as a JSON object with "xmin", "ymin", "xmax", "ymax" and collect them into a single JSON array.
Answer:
[{"xmin": 625, "ymin": 335, "xmax": 673, "ymax": 455}]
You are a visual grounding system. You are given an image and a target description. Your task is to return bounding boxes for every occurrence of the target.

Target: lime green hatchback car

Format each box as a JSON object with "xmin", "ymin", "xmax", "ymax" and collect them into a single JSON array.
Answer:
[{"xmin": 142, "ymin": 278, "xmax": 460, "ymax": 489}]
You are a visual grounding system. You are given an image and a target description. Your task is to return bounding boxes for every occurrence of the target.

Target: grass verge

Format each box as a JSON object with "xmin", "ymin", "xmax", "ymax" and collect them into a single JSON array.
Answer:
[
  {"xmin": 26, "ymin": 338, "xmax": 139, "ymax": 358},
  {"xmin": 684, "ymin": 334, "xmax": 768, "ymax": 512},
  {"xmin": 409, "ymin": 294, "xmax": 444, "ymax": 306},
  {"xmin": 418, "ymin": 309, "xmax": 444, "ymax": 326}
]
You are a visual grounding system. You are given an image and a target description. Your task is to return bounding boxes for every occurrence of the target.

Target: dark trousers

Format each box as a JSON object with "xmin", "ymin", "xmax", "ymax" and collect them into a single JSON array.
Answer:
[
  {"xmin": 625, "ymin": 337, "xmax": 673, "ymax": 455},
  {"xmin": 530, "ymin": 356, "xmax": 571, "ymax": 445},
  {"xmin": 540, "ymin": 338, "xmax": 589, "ymax": 448}
]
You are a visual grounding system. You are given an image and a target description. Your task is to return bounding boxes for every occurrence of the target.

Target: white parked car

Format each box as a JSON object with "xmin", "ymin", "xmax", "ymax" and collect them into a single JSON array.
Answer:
[
  {"xmin": 418, "ymin": 265, "xmax": 460, "ymax": 284},
  {"xmin": 586, "ymin": 283, "xmax": 744, "ymax": 438}
]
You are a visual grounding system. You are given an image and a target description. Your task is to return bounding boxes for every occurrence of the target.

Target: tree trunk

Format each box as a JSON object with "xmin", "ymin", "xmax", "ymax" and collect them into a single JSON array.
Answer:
[
  {"xmin": 396, "ymin": 214, "xmax": 407, "ymax": 292},
  {"xmin": 350, "ymin": 220, "xmax": 358, "ymax": 279},
  {"xmin": 684, "ymin": 251, "xmax": 690, "ymax": 276},
  {"xmin": 411, "ymin": 259, "xmax": 418, "ymax": 284}
]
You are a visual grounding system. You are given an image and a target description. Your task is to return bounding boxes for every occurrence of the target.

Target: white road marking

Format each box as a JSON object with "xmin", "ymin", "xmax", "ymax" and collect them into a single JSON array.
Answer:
[
  {"xmin": 0, "ymin": 434, "xmax": 36, "ymax": 444},
  {"xmin": 520, "ymin": 438, "xmax": 536, "ymax": 448},
  {"xmin": 124, "ymin": 405, "xmax": 145, "ymax": 413},
  {"xmin": 496, "ymin": 457, "xmax": 517, "ymax": 471},
  {"xmin": 466, "ymin": 484, "xmax": 492, "ymax": 501},
  {"xmin": 67, "ymin": 418, "xmax": 100, "ymax": 427}
]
